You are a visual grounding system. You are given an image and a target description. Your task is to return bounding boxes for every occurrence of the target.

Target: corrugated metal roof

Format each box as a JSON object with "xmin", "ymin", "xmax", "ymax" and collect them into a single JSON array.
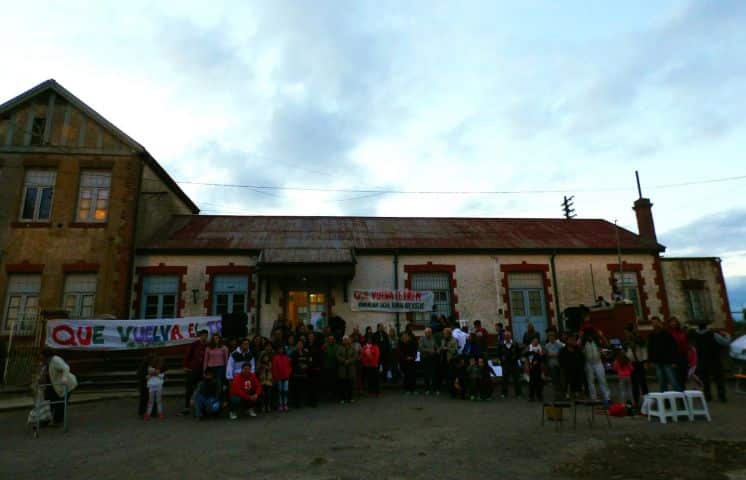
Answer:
[
  {"xmin": 141, "ymin": 215, "xmax": 664, "ymax": 252},
  {"xmin": 260, "ymin": 248, "xmax": 354, "ymax": 264}
]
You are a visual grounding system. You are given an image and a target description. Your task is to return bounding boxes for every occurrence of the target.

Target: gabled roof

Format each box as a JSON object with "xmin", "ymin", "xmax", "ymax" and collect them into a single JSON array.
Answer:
[
  {"xmin": 0, "ymin": 79, "xmax": 199, "ymax": 213},
  {"xmin": 141, "ymin": 215, "xmax": 666, "ymax": 253}
]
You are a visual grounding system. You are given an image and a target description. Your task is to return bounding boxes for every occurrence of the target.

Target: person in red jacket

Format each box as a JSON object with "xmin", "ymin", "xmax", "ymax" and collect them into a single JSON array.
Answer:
[
  {"xmin": 668, "ymin": 317, "xmax": 689, "ymax": 390},
  {"xmin": 229, "ymin": 363, "xmax": 262, "ymax": 420},
  {"xmin": 272, "ymin": 345, "xmax": 292, "ymax": 411},
  {"xmin": 182, "ymin": 329, "xmax": 208, "ymax": 415},
  {"xmin": 360, "ymin": 335, "xmax": 381, "ymax": 396}
]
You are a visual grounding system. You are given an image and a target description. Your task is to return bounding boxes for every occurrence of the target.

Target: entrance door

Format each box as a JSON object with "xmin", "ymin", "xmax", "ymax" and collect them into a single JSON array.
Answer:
[
  {"xmin": 287, "ymin": 291, "xmax": 326, "ymax": 329},
  {"xmin": 508, "ymin": 273, "xmax": 548, "ymax": 343}
]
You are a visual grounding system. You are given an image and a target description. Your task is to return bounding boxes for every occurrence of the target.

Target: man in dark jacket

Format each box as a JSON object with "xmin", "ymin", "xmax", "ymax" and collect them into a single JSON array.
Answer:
[
  {"xmin": 182, "ymin": 329, "xmax": 208, "ymax": 415},
  {"xmin": 694, "ymin": 325, "xmax": 731, "ymax": 402},
  {"xmin": 559, "ymin": 334, "xmax": 585, "ymax": 400},
  {"xmin": 498, "ymin": 331, "xmax": 522, "ymax": 398},
  {"xmin": 647, "ymin": 317, "xmax": 681, "ymax": 392}
]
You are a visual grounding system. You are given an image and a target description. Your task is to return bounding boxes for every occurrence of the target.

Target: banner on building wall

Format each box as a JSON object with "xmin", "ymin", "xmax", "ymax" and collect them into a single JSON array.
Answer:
[
  {"xmin": 351, "ymin": 289, "xmax": 434, "ymax": 313},
  {"xmin": 45, "ymin": 316, "xmax": 222, "ymax": 350}
]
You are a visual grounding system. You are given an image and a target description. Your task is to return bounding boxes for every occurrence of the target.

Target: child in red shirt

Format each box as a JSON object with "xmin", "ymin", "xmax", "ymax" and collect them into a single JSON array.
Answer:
[
  {"xmin": 272, "ymin": 345, "xmax": 292, "ymax": 412},
  {"xmin": 613, "ymin": 351, "xmax": 634, "ymax": 405}
]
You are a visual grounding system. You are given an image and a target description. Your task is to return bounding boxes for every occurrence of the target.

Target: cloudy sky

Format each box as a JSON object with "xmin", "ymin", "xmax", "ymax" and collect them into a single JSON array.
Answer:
[{"xmin": 1, "ymin": 1, "xmax": 744, "ymax": 314}]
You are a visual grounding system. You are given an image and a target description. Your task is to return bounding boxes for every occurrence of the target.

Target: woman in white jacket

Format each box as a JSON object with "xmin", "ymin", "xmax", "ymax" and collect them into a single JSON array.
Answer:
[{"xmin": 41, "ymin": 348, "xmax": 78, "ymax": 425}]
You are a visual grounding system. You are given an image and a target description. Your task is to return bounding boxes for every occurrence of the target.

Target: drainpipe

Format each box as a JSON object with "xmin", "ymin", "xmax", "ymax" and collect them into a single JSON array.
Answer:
[
  {"xmin": 550, "ymin": 251, "xmax": 561, "ymax": 331},
  {"xmin": 394, "ymin": 250, "xmax": 400, "ymax": 334},
  {"xmin": 255, "ymin": 274, "xmax": 262, "ymax": 337},
  {"xmin": 125, "ymin": 157, "xmax": 144, "ymax": 319}
]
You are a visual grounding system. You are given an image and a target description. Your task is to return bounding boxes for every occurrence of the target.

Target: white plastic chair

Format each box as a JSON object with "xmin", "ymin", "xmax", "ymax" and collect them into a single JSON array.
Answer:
[
  {"xmin": 646, "ymin": 393, "xmax": 670, "ymax": 424},
  {"xmin": 683, "ymin": 390, "xmax": 711, "ymax": 422},
  {"xmin": 661, "ymin": 391, "xmax": 692, "ymax": 422}
]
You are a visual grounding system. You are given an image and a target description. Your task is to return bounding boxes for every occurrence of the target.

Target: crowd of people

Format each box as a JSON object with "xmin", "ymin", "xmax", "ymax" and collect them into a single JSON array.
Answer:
[{"xmin": 133, "ymin": 312, "xmax": 733, "ymax": 421}]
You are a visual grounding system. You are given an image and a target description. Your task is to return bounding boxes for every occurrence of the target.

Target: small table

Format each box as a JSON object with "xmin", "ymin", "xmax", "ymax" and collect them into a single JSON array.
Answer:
[{"xmin": 573, "ymin": 399, "xmax": 612, "ymax": 429}]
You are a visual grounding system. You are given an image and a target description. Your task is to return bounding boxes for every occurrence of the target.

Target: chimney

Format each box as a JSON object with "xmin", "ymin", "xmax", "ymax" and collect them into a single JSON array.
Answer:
[
  {"xmin": 633, "ymin": 171, "xmax": 657, "ymax": 242},
  {"xmin": 633, "ymin": 197, "xmax": 657, "ymax": 242}
]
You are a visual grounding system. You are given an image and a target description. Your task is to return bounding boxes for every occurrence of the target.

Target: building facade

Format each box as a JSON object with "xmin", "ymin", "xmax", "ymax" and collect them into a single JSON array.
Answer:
[
  {"xmin": 0, "ymin": 80, "xmax": 735, "ymax": 371},
  {"xmin": 0, "ymin": 80, "xmax": 197, "ymax": 354}
]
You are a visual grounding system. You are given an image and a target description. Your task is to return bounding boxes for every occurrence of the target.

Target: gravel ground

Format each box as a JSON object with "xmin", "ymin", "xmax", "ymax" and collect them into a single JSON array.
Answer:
[{"xmin": 1, "ymin": 389, "xmax": 745, "ymax": 480}]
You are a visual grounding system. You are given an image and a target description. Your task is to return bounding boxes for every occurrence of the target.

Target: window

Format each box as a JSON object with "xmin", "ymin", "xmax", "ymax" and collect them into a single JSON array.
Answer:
[
  {"xmin": 140, "ymin": 275, "xmax": 179, "ymax": 319},
  {"xmin": 20, "ymin": 170, "xmax": 56, "ymax": 221},
  {"xmin": 77, "ymin": 171, "xmax": 111, "ymax": 222},
  {"xmin": 63, "ymin": 274, "xmax": 97, "ymax": 319},
  {"xmin": 212, "ymin": 275, "xmax": 248, "ymax": 315},
  {"xmin": 3, "ymin": 274, "xmax": 41, "ymax": 333},
  {"xmin": 410, "ymin": 272, "xmax": 451, "ymax": 323},
  {"xmin": 30, "ymin": 117, "xmax": 46, "ymax": 146},
  {"xmin": 683, "ymin": 280, "xmax": 712, "ymax": 324},
  {"xmin": 614, "ymin": 272, "xmax": 643, "ymax": 321}
]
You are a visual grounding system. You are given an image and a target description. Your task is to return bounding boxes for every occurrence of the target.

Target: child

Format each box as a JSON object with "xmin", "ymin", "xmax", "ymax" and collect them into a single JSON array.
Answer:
[
  {"xmin": 467, "ymin": 357, "xmax": 481, "ymax": 400},
  {"xmin": 687, "ymin": 338, "xmax": 703, "ymax": 389},
  {"xmin": 272, "ymin": 344, "xmax": 292, "ymax": 412},
  {"xmin": 145, "ymin": 360, "xmax": 165, "ymax": 420},
  {"xmin": 257, "ymin": 344, "xmax": 274, "ymax": 413},
  {"xmin": 525, "ymin": 338, "xmax": 544, "ymax": 402},
  {"xmin": 612, "ymin": 351, "xmax": 634, "ymax": 405}
]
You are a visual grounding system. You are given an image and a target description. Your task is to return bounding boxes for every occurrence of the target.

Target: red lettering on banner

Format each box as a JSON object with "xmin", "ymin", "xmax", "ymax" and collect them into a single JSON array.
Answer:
[
  {"xmin": 171, "ymin": 325, "xmax": 184, "ymax": 340},
  {"xmin": 52, "ymin": 325, "xmax": 77, "ymax": 346},
  {"xmin": 77, "ymin": 326, "xmax": 93, "ymax": 346}
]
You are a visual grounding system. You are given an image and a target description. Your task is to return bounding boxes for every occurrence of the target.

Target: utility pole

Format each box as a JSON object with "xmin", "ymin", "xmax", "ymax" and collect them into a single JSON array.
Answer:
[{"xmin": 561, "ymin": 195, "xmax": 576, "ymax": 219}]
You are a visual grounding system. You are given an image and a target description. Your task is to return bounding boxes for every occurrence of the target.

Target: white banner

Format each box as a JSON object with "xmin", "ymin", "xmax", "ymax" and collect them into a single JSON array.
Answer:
[
  {"xmin": 351, "ymin": 289, "xmax": 434, "ymax": 313},
  {"xmin": 46, "ymin": 316, "xmax": 222, "ymax": 350}
]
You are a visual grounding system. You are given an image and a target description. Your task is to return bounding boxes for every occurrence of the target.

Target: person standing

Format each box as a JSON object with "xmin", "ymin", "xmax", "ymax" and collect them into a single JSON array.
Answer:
[
  {"xmin": 419, "ymin": 328, "xmax": 438, "ymax": 395},
  {"xmin": 694, "ymin": 324, "xmax": 731, "ymax": 402},
  {"xmin": 360, "ymin": 336, "xmax": 381, "ymax": 397},
  {"xmin": 668, "ymin": 317, "xmax": 690, "ymax": 390},
  {"xmin": 291, "ymin": 339, "xmax": 311, "ymax": 408},
  {"xmin": 647, "ymin": 317, "xmax": 681, "ymax": 392},
  {"xmin": 473, "ymin": 320, "xmax": 489, "ymax": 352},
  {"xmin": 182, "ymin": 329, "xmax": 208, "ymax": 415},
  {"xmin": 581, "ymin": 328, "xmax": 610, "ymax": 405},
  {"xmin": 272, "ymin": 344, "xmax": 292, "ymax": 412},
  {"xmin": 624, "ymin": 326, "xmax": 648, "ymax": 407},
  {"xmin": 522, "ymin": 323, "xmax": 540, "ymax": 349},
  {"xmin": 336, "ymin": 336, "xmax": 358, "ymax": 403},
  {"xmin": 399, "ymin": 333, "xmax": 418, "ymax": 394},
  {"xmin": 494, "ymin": 322, "xmax": 506, "ymax": 346},
  {"xmin": 307, "ymin": 332, "xmax": 323, "ymax": 407},
  {"xmin": 322, "ymin": 335, "xmax": 339, "ymax": 400},
  {"xmin": 498, "ymin": 332, "xmax": 522, "ymax": 398},
  {"xmin": 559, "ymin": 334, "xmax": 585, "ymax": 400},
  {"xmin": 202, "ymin": 333, "xmax": 229, "ymax": 400},
  {"xmin": 40, "ymin": 348, "xmax": 78, "ymax": 426},
  {"xmin": 544, "ymin": 331, "xmax": 564, "ymax": 401},
  {"xmin": 227, "ymin": 338, "xmax": 255, "ymax": 380},
  {"xmin": 144, "ymin": 361, "xmax": 165, "ymax": 420},
  {"xmin": 440, "ymin": 328, "xmax": 459, "ymax": 396},
  {"xmin": 373, "ymin": 324, "xmax": 390, "ymax": 381},
  {"xmin": 525, "ymin": 338, "xmax": 545, "ymax": 402}
]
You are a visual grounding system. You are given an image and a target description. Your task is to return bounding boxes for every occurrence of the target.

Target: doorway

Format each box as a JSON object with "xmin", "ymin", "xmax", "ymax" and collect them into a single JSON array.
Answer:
[
  {"xmin": 287, "ymin": 291, "xmax": 326, "ymax": 329},
  {"xmin": 508, "ymin": 272, "xmax": 548, "ymax": 342}
]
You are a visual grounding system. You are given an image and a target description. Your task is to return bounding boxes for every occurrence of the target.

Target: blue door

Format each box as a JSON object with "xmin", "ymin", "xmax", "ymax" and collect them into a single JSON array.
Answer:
[{"xmin": 508, "ymin": 272, "xmax": 548, "ymax": 343}]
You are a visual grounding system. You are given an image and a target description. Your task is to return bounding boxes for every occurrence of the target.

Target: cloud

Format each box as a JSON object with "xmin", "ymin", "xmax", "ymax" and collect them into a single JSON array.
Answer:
[{"xmin": 660, "ymin": 209, "xmax": 746, "ymax": 257}]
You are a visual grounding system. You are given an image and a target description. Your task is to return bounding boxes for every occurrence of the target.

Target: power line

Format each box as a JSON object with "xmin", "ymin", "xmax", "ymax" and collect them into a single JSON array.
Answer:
[{"xmin": 176, "ymin": 173, "xmax": 746, "ymax": 196}]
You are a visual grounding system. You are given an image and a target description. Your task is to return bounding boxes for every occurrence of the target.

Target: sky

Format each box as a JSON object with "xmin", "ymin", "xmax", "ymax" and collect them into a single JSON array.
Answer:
[{"xmin": 1, "ymin": 1, "xmax": 744, "ymax": 317}]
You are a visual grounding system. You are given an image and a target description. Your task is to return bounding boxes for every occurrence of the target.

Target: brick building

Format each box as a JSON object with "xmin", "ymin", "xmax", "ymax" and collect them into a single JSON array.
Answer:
[
  {"xmin": 0, "ymin": 80, "xmax": 734, "ymax": 377},
  {"xmin": 0, "ymin": 80, "xmax": 197, "ymax": 368}
]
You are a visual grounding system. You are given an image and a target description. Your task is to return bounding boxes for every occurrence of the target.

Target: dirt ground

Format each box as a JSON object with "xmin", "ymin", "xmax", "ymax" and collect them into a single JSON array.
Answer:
[{"xmin": 1, "ymin": 389, "xmax": 745, "ymax": 480}]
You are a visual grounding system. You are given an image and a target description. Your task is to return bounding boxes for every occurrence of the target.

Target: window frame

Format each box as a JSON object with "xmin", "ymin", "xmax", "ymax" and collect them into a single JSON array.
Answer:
[
  {"xmin": 409, "ymin": 271, "xmax": 452, "ymax": 324},
  {"xmin": 140, "ymin": 275, "xmax": 179, "ymax": 319},
  {"xmin": 62, "ymin": 274, "xmax": 97, "ymax": 319},
  {"xmin": 683, "ymin": 281, "xmax": 712, "ymax": 324},
  {"xmin": 613, "ymin": 271, "xmax": 644, "ymax": 321},
  {"xmin": 76, "ymin": 170, "xmax": 112, "ymax": 223},
  {"xmin": 3, "ymin": 274, "xmax": 41, "ymax": 334},
  {"xmin": 211, "ymin": 274, "xmax": 249, "ymax": 316},
  {"xmin": 19, "ymin": 169, "xmax": 56, "ymax": 222}
]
